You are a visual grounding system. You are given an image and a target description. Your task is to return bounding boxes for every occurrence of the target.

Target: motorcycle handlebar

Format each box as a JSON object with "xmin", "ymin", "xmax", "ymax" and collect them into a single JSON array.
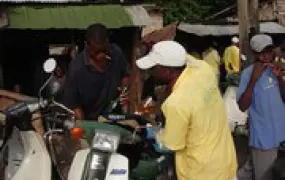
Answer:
[
  {"xmin": 0, "ymin": 101, "xmax": 45, "ymax": 126},
  {"xmin": 27, "ymin": 101, "xmax": 48, "ymax": 113},
  {"xmin": 0, "ymin": 99, "xmax": 74, "ymax": 128},
  {"xmin": 45, "ymin": 117, "xmax": 75, "ymax": 130}
]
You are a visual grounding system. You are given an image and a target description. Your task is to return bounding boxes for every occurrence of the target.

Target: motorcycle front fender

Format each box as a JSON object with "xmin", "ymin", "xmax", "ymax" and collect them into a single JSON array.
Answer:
[
  {"xmin": 68, "ymin": 149, "xmax": 128, "ymax": 180},
  {"xmin": 4, "ymin": 129, "xmax": 51, "ymax": 180}
]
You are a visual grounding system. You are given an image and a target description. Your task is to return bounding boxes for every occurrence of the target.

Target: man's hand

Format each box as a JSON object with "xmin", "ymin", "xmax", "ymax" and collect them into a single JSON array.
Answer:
[
  {"xmin": 276, "ymin": 62, "xmax": 285, "ymax": 70},
  {"xmin": 119, "ymin": 88, "xmax": 128, "ymax": 106},
  {"xmin": 118, "ymin": 87, "xmax": 129, "ymax": 113},
  {"xmin": 73, "ymin": 107, "xmax": 84, "ymax": 120},
  {"xmin": 238, "ymin": 62, "xmax": 266, "ymax": 112},
  {"xmin": 271, "ymin": 62, "xmax": 285, "ymax": 102},
  {"xmin": 272, "ymin": 62, "xmax": 285, "ymax": 77},
  {"xmin": 250, "ymin": 62, "xmax": 266, "ymax": 83},
  {"xmin": 120, "ymin": 77, "xmax": 130, "ymax": 113}
]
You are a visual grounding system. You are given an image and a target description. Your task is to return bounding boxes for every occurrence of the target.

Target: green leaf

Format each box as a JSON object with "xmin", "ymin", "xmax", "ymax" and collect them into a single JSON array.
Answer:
[{"xmin": 151, "ymin": 0, "xmax": 235, "ymax": 25}]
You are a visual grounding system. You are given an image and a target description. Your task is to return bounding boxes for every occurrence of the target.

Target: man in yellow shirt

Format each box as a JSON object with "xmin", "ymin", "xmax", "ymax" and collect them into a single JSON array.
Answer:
[
  {"xmin": 136, "ymin": 41, "xmax": 237, "ymax": 180},
  {"xmin": 223, "ymin": 37, "xmax": 240, "ymax": 75}
]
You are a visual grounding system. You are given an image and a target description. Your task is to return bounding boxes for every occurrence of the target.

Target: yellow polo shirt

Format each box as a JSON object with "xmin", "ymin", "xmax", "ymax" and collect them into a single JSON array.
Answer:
[
  {"xmin": 161, "ymin": 56, "xmax": 237, "ymax": 180},
  {"xmin": 223, "ymin": 45, "xmax": 240, "ymax": 75},
  {"xmin": 202, "ymin": 47, "xmax": 221, "ymax": 75}
]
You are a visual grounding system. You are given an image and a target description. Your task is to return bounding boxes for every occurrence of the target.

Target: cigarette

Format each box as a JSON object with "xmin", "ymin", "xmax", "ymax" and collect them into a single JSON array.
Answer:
[{"xmin": 143, "ymin": 97, "xmax": 153, "ymax": 107}]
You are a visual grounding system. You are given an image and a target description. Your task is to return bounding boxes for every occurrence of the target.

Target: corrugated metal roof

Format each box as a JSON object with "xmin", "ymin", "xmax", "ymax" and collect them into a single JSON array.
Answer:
[
  {"xmin": 178, "ymin": 22, "xmax": 285, "ymax": 36},
  {"xmin": 0, "ymin": 0, "xmax": 80, "ymax": 2},
  {"xmin": 142, "ymin": 22, "xmax": 178, "ymax": 43},
  {"xmin": 7, "ymin": 5, "xmax": 138, "ymax": 29}
]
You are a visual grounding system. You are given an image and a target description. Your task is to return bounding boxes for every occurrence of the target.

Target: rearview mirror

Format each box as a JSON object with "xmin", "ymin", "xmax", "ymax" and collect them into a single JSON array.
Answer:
[
  {"xmin": 39, "ymin": 58, "xmax": 57, "ymax": 98},
  {"xmin": 43, "ymin": 58, "xmax": 57, "ymax": 73}
]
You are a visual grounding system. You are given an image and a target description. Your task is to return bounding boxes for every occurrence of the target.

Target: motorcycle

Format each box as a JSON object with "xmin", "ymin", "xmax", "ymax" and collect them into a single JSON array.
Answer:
[
  {"xmin": 0, "ymin": 58, "xmax": 76, "ymax": 180},
  {"xmin": 0, "ymin": 58, "xmax": 175, "ymax": 180},
  {"xmin": 66, "ymin": 115, "xmax": 175, "ymax": 180}
]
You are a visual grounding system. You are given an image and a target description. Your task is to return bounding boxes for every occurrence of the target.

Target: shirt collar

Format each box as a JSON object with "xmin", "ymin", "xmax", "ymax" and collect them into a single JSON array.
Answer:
[
  {"xmin": 83, "ymin": 49, "xmax": 113, "ymax": 73},
  {"xmin": 83, "ymin": 48, "xmax": 113, "ymax": 66}
]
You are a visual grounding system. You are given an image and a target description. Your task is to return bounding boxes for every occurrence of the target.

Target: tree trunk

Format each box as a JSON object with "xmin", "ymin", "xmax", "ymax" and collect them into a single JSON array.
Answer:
[
  {"xmin": 128, "ymin": 28, "xmax": 142, "ymax": 113},
  {"xmin": 238, "ymin": 0, "xmax": 251, "ymax": 67}
]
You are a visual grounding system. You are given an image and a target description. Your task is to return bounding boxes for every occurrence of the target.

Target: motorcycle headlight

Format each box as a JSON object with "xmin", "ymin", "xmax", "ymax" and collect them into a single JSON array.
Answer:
[{"xmin": 92, "ymin": 130, "xmax": 120, "ymax": 152}]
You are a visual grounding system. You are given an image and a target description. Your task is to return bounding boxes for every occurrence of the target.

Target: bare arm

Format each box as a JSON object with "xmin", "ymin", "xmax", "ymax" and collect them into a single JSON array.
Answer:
[
  {"xmin": 121, "ymin": 77, "xmax": 129, "ymax": 87},
  {"xmin": 73, "ymin": 107, "xmax": 84, "ymax": 120},
  {"xmin": 64, "ymin": 70, "xmax": 84, "ymax": 119},
  {"xmin": 238, "ymin": 79, "xmax": 256, "ymax": 112},
  {"xmin": 238, "ymin": 63, "xmax": 266, "ymax": 112}
]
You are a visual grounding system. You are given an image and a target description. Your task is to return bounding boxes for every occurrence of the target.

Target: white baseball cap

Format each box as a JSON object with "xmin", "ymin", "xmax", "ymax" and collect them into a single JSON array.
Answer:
[
  {"xmin": 250, "ymin": 34, "xmax": 274, "ymax": 53},
  {"xmin": 136, "ymin": 41, "xmax": 187, "ymax": 70},
  {"xmin": 232, "ymin": 36, "xmax": 239, "ymax": 44}
]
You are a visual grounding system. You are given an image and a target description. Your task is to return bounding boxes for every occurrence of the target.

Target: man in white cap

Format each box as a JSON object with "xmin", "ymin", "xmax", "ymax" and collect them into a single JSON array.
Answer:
[
  {"xmin": 223, "ymin": 36, "xmax": 240, "ymax": 75},
  {"xmin": 237, "ymin": 34, "xmax": 285, "ymax": 180},
  {"xmin": 136, "ymin": 41, "xmax": 237, "ymax": 180}
]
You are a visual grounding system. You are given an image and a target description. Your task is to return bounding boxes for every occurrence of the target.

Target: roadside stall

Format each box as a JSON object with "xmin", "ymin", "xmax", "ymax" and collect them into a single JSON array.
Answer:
[
  {"xmin": 0, "ymin": 4, "xmax": 150, "ymax": 97},
  {"xmin": 176, "ymin": 21, "xmax": 285, "ymax": 55},
  {"xmin": 0, "ymin": 4, "xmax": 180, "ymax": 180}
]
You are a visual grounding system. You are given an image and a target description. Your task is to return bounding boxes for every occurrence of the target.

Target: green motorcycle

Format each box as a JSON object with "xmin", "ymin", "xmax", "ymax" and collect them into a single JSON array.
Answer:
[{"xmin": 47, "ymin": 115, "xmax": 176, "ymax": 180}]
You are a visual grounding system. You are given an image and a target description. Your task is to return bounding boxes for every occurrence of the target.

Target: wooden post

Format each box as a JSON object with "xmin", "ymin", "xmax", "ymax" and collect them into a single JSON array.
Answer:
[
  {"xmin": 248, "ymin": 0, "xmax": 260, "ymax": 65},
  {"xmin": 128, "ymin": 27, "xmax": 142, "ymax": 113},
  {"xmin": 250, "ymin": 0, "xmax": 260, "ymax": 33},
  {"xmin": 237, "ymin": 0, "xmax": 251, "ymax": 66}
]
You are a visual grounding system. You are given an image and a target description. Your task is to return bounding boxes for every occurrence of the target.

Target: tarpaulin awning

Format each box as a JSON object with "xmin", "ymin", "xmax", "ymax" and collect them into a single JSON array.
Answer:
[
  {"xmin": 0, "ymin": 0, "xmax": 80, "ymax": 2},
  {"xmin": 0, "ymin": 12, "xmax": 8, "ymax": 28},
  {"xmin": 7, "ymin": 5, "xmax": 150, "ymax": 29},
  {"xmin": 142, "ymin": 22, "xmax": 178, "ymax": 43},
  {"xmin": 178, "ymin": 22, "xmax": 285, "ymax": 36}
]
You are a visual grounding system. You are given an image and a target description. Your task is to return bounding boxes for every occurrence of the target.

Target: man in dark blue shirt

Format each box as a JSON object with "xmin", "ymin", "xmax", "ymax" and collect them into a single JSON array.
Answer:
[{"xmin": 64, "ymin": 24, "xmax": 129, "ymax": 120}]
